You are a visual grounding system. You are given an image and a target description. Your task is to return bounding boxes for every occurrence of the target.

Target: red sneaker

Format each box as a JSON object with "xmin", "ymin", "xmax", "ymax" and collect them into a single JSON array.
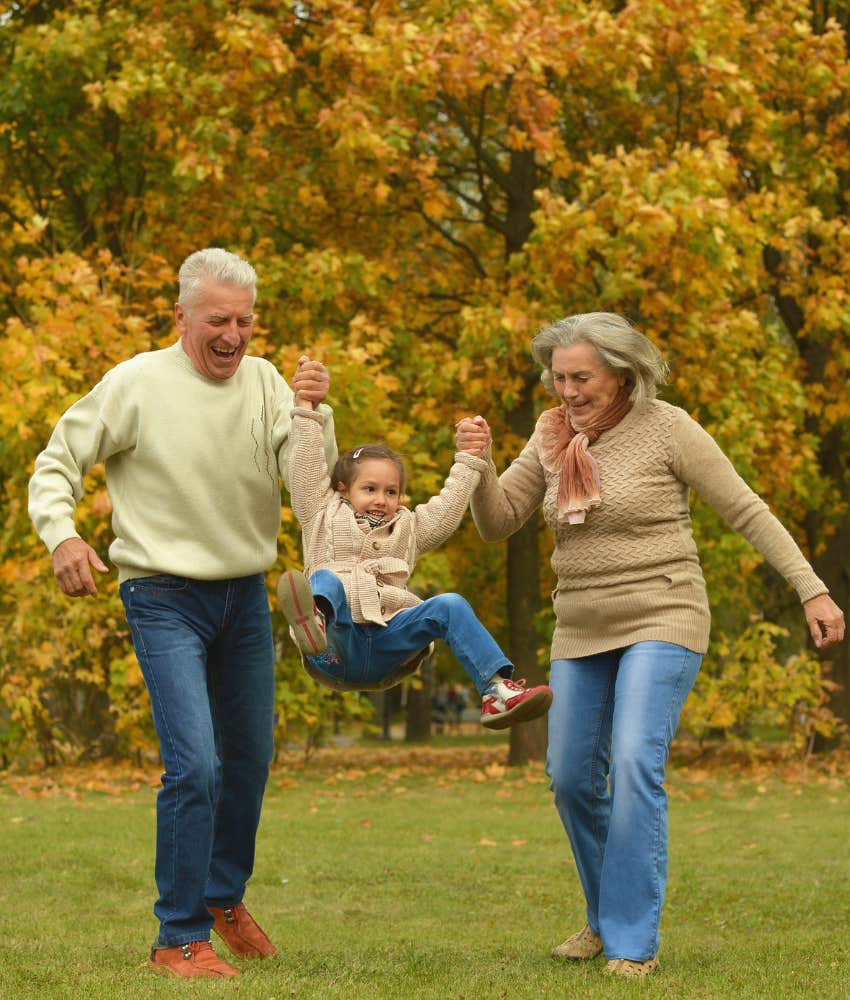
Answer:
[
  {"xmin": 209, "ymin": 903, "xmax": 278, "ymax": 959},
  {"xmin": 277, "ymin": 570, "xmax": 327, "ymax": 655},
  {"xmin": 480, "ymin": 677, "xmax": 553, "ymax": 730},
  {"xmin": 147, "ymin": 940, "xmax": 240, "ymax": 978}
]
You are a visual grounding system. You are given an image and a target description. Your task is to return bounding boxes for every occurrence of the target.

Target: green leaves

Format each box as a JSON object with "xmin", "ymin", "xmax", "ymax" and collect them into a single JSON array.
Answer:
[{"xmin": 2, "ymin": 0, "xmax": 849, "ymax": 763}]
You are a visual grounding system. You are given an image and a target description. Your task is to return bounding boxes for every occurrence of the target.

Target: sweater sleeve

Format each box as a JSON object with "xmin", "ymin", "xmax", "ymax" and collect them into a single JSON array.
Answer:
[
  {"xmin": 411, "ymin": 452, "xmax": 488, "ymax": 556},
  {"xmin": 287, "ymin": 407, "xmax": 337, "ymax": 528},
  {"xmin": 28, "ymin": 372, "xmax": 128, "ymax": 554},
  {"xmin": 276, "ymin": 394, "xmax": 337, "ymax": 493},
  {"xmin": 670, "ymin": 408, "xmax": 827, "ymax": 602},
  {"xmin": 469, "ymin": 434, "xmax": 547, "ymax": 542}
]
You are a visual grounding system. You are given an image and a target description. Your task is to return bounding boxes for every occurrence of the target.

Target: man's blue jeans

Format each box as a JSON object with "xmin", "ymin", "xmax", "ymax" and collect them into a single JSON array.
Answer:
[
  {"xmin": 120, "ymin": 574, "xmax": 275, "ymax": 948},
  {"xmin": 546, "ymin": 642, "xmax": 702, "ymax": 961},
  {"xmin": 305, "ymin": 569, "xmax": 511, "ymax": 694}
]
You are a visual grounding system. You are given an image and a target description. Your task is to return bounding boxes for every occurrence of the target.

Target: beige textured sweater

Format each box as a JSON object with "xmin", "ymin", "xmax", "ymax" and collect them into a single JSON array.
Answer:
[
  {"xmin": 290, "ymin": 407, "xmax": 487, "ymax": 625},
  {"xmin": 471, "ymin": 399, "xmax": 827, "ymax": 658}
]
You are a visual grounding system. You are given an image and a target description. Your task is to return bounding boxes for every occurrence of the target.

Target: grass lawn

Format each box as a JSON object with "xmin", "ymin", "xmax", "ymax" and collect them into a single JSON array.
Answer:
[{"xmin": 1, "ymin": 743, "xmax": 848, "ymax": 999}]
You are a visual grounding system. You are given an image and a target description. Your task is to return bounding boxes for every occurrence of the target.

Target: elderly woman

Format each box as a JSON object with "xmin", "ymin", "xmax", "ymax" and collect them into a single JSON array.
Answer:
[{"xmin": 456, "ymin": 312, "xmax": 844, "ymax": 979}]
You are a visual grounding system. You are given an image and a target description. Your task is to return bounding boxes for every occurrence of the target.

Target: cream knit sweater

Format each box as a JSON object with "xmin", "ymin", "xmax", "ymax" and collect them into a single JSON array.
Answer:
[
  {"xmin": 471, "ymin": 399, "xmax": 827, "ymax": 658},
  {"xmin": 28, "ymin": 340, "xmax": 337, "ymax": 582},
  {"xmin": 290, "ymin": 407, "xmax": 488, "ymax": 625}
]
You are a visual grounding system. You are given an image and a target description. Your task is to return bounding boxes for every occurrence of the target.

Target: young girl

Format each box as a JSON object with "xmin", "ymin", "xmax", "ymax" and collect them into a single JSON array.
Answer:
[{"xmin": 278, "ymin": 367, "xmax": 552, "ymax": 730}]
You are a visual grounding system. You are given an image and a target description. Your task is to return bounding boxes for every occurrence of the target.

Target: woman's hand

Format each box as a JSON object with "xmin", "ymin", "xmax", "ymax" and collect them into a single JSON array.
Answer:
[
  {"xmin": 455, "ymin": 415, "xmax": 491, "ymax": 457},
  {"xmin": 803, "ymin": 593, "xmax": 845, "ymax": 649}
]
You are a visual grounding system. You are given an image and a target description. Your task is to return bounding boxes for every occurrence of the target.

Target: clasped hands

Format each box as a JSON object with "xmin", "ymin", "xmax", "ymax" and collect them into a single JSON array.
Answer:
[
  {"xmin": 455, "ymin": 414, "xmax": 491, "ymax": 458},
  {"xmin": 292, "ymin": 355, "xmax": 330, "ymax": 408}
]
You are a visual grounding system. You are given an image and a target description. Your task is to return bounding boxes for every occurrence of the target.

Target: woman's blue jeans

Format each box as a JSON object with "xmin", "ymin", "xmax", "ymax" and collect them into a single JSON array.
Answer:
[
  {"xmin": 305, "ymin": 570, "xmax": 511, "ymax": 694},
  {"xmin": 546, "ymin": 641, "xmax": 702, "ymax": 961},
  {"xmin": 120, "ymin": 574, "xmax": 275, "ymax": 948}
]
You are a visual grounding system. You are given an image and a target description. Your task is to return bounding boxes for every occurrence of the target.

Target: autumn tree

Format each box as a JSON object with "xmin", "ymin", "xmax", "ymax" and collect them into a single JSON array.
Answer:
[
  {"xmin": 252, "ymin": 0, "xmax": 850, "ymax": 752},
  {"xmin": 1, "ymin": 0, "xmax": 847, "ymax": 764}
]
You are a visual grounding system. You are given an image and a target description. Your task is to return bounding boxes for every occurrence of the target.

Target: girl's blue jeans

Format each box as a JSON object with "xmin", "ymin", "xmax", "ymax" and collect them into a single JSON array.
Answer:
[
  {"xmin": 546, "ymin": 641, "xmax": 702, "ymax": 961},
  {"xmin": 305, "ymin": 569, "xmax": 511, "ymax": 694},
  {"xmin": 120, "ymin": 573, "xmax": 275, "ymax": 948}
]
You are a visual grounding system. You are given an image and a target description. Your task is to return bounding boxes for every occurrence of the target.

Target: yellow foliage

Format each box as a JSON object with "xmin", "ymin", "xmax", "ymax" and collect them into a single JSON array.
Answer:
[{"xmin": 1, "ymin": 0, "xmax": 848, "ymax": 764}]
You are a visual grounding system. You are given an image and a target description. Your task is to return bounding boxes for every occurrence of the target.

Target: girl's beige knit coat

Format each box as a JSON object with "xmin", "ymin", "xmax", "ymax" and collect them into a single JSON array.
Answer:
[{"xmin": 289, "ymin": 407, "xmax": 487, "ymax": 626}]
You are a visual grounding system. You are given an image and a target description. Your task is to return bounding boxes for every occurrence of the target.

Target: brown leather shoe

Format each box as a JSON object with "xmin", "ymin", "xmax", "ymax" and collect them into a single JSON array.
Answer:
[
  {"xmin": 209, "ymin": 903, "xmax": 278, "ymax": 959},
  {"xmin": 147, "ymin": 941, "xmax": 240, "ymax": 978}
]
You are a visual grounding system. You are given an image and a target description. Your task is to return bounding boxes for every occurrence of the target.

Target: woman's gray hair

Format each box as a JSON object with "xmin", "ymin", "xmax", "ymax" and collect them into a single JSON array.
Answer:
[
  {"xmin": 531, "ymin": 312, "xmax": 669, "ymax": 405},
  {"xmin": 177, "ymin": 248, "xmax": 258, "ymax": 311}
]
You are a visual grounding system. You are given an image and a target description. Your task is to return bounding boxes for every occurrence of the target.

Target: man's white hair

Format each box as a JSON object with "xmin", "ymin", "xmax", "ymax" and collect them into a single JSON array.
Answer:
[{"xmin": 177, "ymin": 248, "xmax": 258, "ymax": 310}]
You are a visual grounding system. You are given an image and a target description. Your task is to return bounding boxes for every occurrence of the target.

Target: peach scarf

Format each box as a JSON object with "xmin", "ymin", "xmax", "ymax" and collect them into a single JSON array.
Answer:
[{"xmin": 537, "ymin": 391, "xmax": 632, "ymax": 524}]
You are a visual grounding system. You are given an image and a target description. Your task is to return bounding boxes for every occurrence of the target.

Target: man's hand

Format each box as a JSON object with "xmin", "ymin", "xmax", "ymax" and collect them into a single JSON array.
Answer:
[
  {"xmin": 455, "ymin": 415, "xmax": 491, "ymax": 457},
  {"xmin": 292, "ymin": 355, "xmax": 330, "ymax": 409},
  {"xmin": 52, "ymin": 537, "xmax": 109, "ymax": 597}
]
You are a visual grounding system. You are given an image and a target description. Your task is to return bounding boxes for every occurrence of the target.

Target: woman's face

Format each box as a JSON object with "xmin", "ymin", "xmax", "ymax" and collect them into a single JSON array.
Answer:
[{"xmin": 551, "ymin": 341, "xmax": 625, "ymax": 427}]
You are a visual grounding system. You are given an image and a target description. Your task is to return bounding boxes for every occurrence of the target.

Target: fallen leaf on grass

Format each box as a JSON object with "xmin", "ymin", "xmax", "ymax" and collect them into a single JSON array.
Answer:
[{"xmin": 478, "ymin": 838, "xmax": 498, "ymax": 846}]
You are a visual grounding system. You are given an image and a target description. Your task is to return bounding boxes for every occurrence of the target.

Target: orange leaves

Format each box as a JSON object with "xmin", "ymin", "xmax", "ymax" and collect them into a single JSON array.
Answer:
[{"xmin": 2, "ymin": 0, "xmax": 850, "ymax": 766}]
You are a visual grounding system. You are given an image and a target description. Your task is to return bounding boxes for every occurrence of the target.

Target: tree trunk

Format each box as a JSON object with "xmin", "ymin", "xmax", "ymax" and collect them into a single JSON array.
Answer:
[
  {"xmin": 405, "ymin": 657, "xmax": 433, "ymax": 742},
  {"xmin": 763, "ymin": 245, "xmax": 850, "ymax": 732},
  {"xmin": 502, "ymin": 145, "xmax": 546, "ymax": 765},
  {"xmin": 806, "ymin": 425, "xmax": 850, "ymax": 735},
  {"xmin": 505, "ymin": 388, "xmax": 547, "ymax": 766}
]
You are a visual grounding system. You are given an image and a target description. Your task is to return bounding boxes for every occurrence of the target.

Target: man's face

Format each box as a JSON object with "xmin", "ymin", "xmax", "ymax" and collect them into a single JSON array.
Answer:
[{"xmin": 174, "ymin": 280, "xmax": 255, "ymax": 381}]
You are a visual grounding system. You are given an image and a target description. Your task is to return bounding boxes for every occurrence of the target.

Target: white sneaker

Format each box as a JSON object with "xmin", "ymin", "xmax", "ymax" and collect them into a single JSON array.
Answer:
[
  {"xmin": 480, "ymin": 677, "xmax": 553, "ymax": 730},
  {"xmin": 277, "ymin": 570, "xmax": 327, "ymax": 655}
]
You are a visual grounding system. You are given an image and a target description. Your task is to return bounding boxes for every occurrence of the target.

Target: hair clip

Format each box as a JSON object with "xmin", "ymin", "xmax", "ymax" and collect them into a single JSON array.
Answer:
[{"xmin": 352, "ymin": 448, "xmax": 363, "ymax": 459}]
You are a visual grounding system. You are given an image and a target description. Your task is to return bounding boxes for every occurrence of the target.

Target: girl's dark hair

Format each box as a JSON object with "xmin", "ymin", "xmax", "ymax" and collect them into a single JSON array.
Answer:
[{"xmin": 332, "ymin": 444, "xmax": 407, "ymax": 494}]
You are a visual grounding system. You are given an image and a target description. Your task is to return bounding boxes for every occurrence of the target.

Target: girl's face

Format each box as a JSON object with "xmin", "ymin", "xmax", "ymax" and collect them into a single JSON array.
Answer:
[
  {"xmin": 551, "ymin": 341, "xmax": 625, "ymax": 428},
  {"xmin": 338, "ymin": 458, "xmax": 401, "ymax": 519}
]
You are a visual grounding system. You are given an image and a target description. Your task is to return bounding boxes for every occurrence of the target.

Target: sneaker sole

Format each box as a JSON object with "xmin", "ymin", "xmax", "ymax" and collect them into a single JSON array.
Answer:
[
  {"xmin": 277, "ymin": 571, "xmax": 327, "ymax": 655},
  {"xmin": 481, "ymin": 687, "xmax": 553, "ymax": 730}
]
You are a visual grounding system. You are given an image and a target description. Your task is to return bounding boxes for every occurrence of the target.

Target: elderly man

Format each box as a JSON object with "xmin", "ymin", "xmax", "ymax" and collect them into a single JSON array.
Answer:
[{"xmin": 28, "ymin": 248, "xmax": 336, "ymax": 979}]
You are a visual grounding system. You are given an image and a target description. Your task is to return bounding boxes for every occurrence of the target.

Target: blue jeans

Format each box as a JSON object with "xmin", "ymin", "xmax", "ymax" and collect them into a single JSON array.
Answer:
[
  {"xmin": 120, "ymin": 574, "xmax": 275, "ymax": 948},
  {"xmin": 546, "ymin": 642, "xmax": 702, "ymax": 960},
  {"xmin": 305, "ymin": 570, "xmax": 511, "ymax": 694}
]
